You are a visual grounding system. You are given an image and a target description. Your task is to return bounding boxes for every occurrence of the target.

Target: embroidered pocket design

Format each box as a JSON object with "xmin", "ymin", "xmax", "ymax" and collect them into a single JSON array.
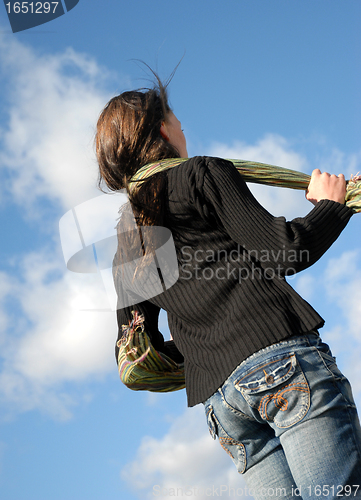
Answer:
[{"xmin": 235, "ymin": 353, "xmax": 310, "ymax": 428}]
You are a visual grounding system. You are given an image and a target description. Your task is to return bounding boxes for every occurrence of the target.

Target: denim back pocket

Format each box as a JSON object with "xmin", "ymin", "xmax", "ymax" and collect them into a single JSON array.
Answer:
[
  {"xmin": 205, "ymin": 403, "xmax": 218, "ymax": 440},
  {"xmin": 234, "ymin": 353, "xmax": 310, "ymax": 428},
  {"xmin": 204, "ymin": 403, "xmax": 246, "ymax": 473},
  {"xmin": 317, "ymin": 350, "xmax": 357, "ymax": 409}
]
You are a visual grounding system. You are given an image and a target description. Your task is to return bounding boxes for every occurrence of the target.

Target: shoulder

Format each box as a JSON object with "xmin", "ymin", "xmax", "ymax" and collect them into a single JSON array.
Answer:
[
  {"xmin": 173, "ymin": 156, "xmax": 234, "ymax": 171},
  {"xmin": 166, "ymin": 156, "xmax": 242, "ymax": 203},
  {"xmin": 168, "ymin": 156, "xmax": 236, "ymax": 186}
]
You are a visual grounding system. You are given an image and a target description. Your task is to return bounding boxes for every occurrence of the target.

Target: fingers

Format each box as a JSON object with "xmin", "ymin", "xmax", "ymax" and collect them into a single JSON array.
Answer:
[
  {"xmin": 306, "ymin": 169, "xmax": 346, "ymax": 205},
  {"xmin": 310, "ymin": 169, "xmax": 345, "ymax": 180}
]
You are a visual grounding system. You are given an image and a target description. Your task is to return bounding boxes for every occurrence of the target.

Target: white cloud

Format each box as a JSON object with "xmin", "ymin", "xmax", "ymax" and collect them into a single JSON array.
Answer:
[
  {"xmin": 210, "ymin": 134, "xmax": 307, "ymax": 172},
  {"xmin": 121, "ymin": 405, "xmax": 251, "ymax": 500},
  {"xmin": 15, "ymin": 254, "xmax": 116, "ymax": 382},
  {"xmin": 322, "ymin": 250, "xmax": 361, "ymax": 396},
  {"xmin": 0, "ymin": 32, "xmax": 176, "ymax": 420},
  {"xmin": 0, "ymin": 34, "xmax": 116, "ymax": 213},
  {"xmin": 291, "ymin": 273, "xmax": 317, "ymax": 304},
  {"xmin": 316, "ymin": 148, "xmax": 361, "ymax": 180},
  {"xmin": 0, "ymin": 35, "xmax": 125, "ymax": 419},
  {"xmin": 209, "ymin": 135, "xmax": 312, "ymax": 218},
  {"xmin": 0, "ymin": 271, "xmax": 15, "ymax": 344},
  {"xmin": 209, "ymin": 135, "xmax": 361, "ymax": 220},
  {"xmin": 0, "ymin": 249, "xmax": 117, "ymax": 420}
]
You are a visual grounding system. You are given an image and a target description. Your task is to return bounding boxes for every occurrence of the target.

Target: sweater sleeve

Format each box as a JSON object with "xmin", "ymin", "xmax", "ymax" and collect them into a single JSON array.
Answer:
[
  {"xmin": 112, "ymin": 201, "xmax": 184, "ymax": 365},
  {"xmin": 201, "ymin": 157, "xmax": 353, "ymax": 275}
]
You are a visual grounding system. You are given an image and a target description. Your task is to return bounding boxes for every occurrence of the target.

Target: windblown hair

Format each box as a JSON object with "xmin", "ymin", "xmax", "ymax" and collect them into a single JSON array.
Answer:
[
  {"xmin": 96, "ymin": 77, "xmax": 180, "ymax": 227},
  {"xmin": 95, "ymin": 73, "xmax": 180, "ymax": 280}
]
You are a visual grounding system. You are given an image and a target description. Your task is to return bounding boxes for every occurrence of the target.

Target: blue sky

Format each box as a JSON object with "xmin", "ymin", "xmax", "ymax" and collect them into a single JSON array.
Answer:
[{"xmin": 0, "ymin": 1, "xmax": 360, "ymax": 499}]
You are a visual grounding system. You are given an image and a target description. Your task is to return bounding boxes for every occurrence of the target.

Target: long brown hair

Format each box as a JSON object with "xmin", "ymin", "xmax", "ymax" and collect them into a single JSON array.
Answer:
[
  {"xmin": 96, "ymin": 75, "xmax": 180, "ymax": 225},
  {"xmin": 95, "ymin": 73, "xmax": 180, "ymax": 280}
]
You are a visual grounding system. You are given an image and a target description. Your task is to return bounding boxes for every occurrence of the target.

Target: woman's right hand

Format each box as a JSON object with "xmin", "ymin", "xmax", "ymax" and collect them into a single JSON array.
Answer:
[{"xmin": 305, "ymin": 169, "xmax": 347, "ymax": 206}]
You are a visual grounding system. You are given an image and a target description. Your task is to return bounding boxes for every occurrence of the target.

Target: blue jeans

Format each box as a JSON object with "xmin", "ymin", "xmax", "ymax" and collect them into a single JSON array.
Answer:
[{"xmin": 203, "ymin": 332, "xmax": 361, "ymax": 499}]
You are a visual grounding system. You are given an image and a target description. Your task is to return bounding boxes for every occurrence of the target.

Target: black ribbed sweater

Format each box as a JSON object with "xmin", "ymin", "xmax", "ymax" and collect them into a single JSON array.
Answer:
[{"xmin": 114, "ymin": 156, "xmax": 353, "ymax": 407}]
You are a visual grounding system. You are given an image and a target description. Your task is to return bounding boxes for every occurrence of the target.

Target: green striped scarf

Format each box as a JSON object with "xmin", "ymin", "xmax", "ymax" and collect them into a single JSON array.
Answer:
[
  {"xmin": 129, "ymin": 158, "xmax": 361, "ymax": 212},
  {"xmin": 117, "ymin": 310, "xmax": 185, "ymax": 392}
]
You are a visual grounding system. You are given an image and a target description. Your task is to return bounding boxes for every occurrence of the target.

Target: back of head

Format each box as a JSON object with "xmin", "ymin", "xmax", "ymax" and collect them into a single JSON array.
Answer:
[
  {"xmin": 96, "ymin": 81, "xmax": 180, "ymax": 192},
  {"xmin": 96, "ymin": 75, "xmax": 181, "ymax": 279}
]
